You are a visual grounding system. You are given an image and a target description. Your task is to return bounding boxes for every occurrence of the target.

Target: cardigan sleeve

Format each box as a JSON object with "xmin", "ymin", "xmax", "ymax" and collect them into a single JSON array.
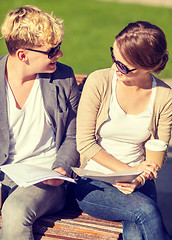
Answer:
[
  {"xmin": 154, "ymin": 81, "xmax": 172, "ymax": 145},
  {"xmin": 76, "ymin": 71, "xmax": 103, "ymax": 160},
  {"xmin": 150, "ymin": 79, "xmax": 172, "ymax": 167}
]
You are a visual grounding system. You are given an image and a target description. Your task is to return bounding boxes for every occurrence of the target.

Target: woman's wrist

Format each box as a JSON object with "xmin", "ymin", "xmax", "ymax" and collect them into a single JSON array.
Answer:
[{"xmin": 137, "ymin": 175, "xmax": 146, "ymax": 188}]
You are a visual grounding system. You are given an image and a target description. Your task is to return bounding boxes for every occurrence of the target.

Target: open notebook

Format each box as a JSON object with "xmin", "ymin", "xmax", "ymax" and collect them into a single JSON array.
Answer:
[
  {"xmin": 72, "ymin": 167, "xmax": 142, "ymax": 184},
  {"xmin": 0, "ymin": 163, "xmax": 76, "ymax": 187}
]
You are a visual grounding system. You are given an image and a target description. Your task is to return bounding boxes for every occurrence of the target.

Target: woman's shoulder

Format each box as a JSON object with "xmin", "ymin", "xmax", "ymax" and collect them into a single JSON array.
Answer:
[
  {"xmin": 86, "ymin": 67, "xmax": 114, "ymax": 87},
  {"xmin": 154, "ymin": 75, "xmax": 171, "ymax": 90},
  {"xmin": 80, "ymin": 67, "xmax": 114, "ymax": 101},
  {"xmin": 89, "ymin": 67, "xmax": 113, "ymax": 77},
  {"xmin": 154, "ymin": 75, "xmax": 172, "ymax": 103}
]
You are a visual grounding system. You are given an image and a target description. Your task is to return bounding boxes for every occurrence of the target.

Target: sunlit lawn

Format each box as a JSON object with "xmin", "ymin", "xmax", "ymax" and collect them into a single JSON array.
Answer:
[{"xmin": 0, "ymin": 0, "xmax": 172, "ymax": 79}]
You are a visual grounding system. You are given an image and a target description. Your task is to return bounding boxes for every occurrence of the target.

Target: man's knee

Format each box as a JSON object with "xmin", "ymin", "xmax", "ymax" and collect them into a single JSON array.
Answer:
[{"xmin": 2, "ymin": 198, "xmax": 35, "ymax": 227}]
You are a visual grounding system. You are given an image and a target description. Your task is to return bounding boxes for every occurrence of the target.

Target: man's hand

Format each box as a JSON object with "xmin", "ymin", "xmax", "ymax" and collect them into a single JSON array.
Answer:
[{"xmin": 43, "ymin": 167, "xmax": 67, "ymax": 186}]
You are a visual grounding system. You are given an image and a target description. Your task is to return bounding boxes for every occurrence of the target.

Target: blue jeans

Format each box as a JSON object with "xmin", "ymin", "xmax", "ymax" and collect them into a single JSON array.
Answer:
[
  {"xmin": 0, "ymin": 174, "xmax": 67, "ymax": 240},
  {"xmin": 75, "ymin": 177, "xmax": 170, "ymax": 240}
]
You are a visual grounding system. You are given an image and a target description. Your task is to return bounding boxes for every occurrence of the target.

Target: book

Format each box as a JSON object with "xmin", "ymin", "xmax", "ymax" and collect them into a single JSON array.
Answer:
[
  {"xmin": 72, "ymin": 167, "xmax": 142, "ymax": 184},
  {"xmin": 0, "ymin": 163, "xmax": 76, "ymax": 187}
]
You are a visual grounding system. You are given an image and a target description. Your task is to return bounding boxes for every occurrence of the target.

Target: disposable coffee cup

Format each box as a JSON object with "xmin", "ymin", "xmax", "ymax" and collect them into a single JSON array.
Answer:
[
  {"xmin": 0, "ymin": 183, "xmax": 1, "ymax": 210},
  {"xmin": 145, "ymin": 139, "xmax": 167, "ymax": 168}
]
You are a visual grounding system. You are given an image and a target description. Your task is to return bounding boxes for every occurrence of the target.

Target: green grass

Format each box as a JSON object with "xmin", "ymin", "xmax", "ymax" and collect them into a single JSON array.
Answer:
[{"xmin": 0, "ymin": 0, "xmax": 172, "ymax": 79}]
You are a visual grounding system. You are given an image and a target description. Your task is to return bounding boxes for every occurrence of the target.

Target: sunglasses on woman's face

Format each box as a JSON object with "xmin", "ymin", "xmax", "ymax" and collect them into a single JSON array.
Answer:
[
  {"xmin": 110, "ymin": 47, "xmax": 136, "ymax": 75},
  {"xmin": 25, "ymin": 42, "xmax": 62, "ymax": 59}
]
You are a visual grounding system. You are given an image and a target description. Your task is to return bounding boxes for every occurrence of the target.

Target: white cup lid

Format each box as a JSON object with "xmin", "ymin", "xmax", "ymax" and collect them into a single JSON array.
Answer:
[{"xmin": 145, "ymin": 139, "xmax": 167, "ymax": 151}]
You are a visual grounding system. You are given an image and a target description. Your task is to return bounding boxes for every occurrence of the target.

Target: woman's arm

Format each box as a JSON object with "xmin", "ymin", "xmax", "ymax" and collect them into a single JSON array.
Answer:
[{"xmin": 92, "ymin": 149, "xmax": 131, "ymax": 171}]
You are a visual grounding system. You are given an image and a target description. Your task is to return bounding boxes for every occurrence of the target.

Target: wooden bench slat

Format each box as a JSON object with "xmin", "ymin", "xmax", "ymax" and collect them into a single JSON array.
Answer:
[
  {"xmin": 75, "ymin": 74, "xmax": 88, "ymax": 84},
  {"xmin": 34, "ymin": 226, "xmax": 121, "ymax": 240},
  {"xmin": 34, "ymin": 235, "xmax": 86, "ymax": 240},
  {"xmin": 35, "ymin": 218, "xmax": 122, "ymax": 235},
  {"xmin": 75, "ymin": 74, "xmax": 88, "ymax": 92}
]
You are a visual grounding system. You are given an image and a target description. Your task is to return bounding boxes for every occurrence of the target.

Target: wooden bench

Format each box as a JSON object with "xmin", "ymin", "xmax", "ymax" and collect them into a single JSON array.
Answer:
[
  {"xmin": 75, "ymin": 74, "xmax": 88, "ymax": 92},
  {"xmin": 0, "ymin": 74, "xmax": 123, "ymax": 240},
  {"xmin": 33, "ymin": 184, "xmax": 123, "ymax": 240}
]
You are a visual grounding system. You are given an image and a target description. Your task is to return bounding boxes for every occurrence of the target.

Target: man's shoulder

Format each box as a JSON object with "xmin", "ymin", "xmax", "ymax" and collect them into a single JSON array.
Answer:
[
  {"xmin": 39, "ymin": 62, "xmax": 75, "ymax": 84},
  {"xmin": 39, "ymin": 62, "xmax": 74, "ymax": 87},
  {"xmin": 53, "ymin": 62, "xmax": 74, "ymax": 78},
  {"xmin": 0, "ymin": 55, "xmax": 7, "ymax": 60},
  {"xmin": 0, "ymin": 55, "xmax": 4, "ymax": 61},
  {"xmin": 0, "ymin": 55, "xmax": 8, "ymax": 67}
]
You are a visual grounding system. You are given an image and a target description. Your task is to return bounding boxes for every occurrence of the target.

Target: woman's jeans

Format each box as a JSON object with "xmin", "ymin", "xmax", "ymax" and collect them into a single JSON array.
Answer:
[
  {"xmin": 0, "ymin": 174, "xmax": 67, "ymax": 240},
  {"xmin": 75, "ymin": 177, "xmax": 170, "ymax": 240}
]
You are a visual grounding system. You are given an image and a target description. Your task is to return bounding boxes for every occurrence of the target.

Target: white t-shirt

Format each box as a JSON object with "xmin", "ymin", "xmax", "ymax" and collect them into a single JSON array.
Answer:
[
  {"xmin": 85, "ymin": 73, "xmax": 156, "ymax": 174},
  {"xmin": 6, "ymin": 75, "xmax": 56, "ymax": 169}
]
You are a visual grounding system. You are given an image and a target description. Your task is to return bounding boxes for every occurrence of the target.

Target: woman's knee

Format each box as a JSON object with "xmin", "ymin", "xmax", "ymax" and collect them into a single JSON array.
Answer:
[{"xmin": 135, "ymin": 197, "xmax": 161, "ymax": 224}]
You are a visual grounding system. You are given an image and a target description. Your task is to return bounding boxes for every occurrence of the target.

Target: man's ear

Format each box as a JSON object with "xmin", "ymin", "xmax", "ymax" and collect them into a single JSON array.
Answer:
[{"xmin": 16, "ymin": 49, "xmax": 28, "ymax": 62}]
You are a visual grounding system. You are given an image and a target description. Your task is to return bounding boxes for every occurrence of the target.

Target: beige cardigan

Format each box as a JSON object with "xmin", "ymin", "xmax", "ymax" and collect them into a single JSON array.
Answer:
[{"xmin": 76, "ymin": 67, "xmax": 172, "ymax": 168}]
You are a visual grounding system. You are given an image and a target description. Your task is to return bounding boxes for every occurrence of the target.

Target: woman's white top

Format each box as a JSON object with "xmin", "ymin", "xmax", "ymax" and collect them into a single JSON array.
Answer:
[
  {"xmin": 6, "ymin": 75, "xmax": 56, "ymax": 169},
  {"xmin": 84, "ymin": 73, "xmax": 156, "ymax": 174}
]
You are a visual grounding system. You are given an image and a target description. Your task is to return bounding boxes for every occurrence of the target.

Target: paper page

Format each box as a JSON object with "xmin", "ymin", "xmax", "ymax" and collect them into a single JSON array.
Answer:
[
  {"xmin": 0, "ymin": 164, "xmax": 76, "ymax": 187},
  {"xmin": 72, "ymin": 167, "xmax": 142, "ymax": 184}
]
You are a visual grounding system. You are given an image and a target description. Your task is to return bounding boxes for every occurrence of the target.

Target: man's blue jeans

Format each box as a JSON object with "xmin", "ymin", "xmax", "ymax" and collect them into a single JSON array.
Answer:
[
  {"xmin": 0, "ymin": 174, "xmax": 67, "ymax": 240},
  {"xmin": 75, "ymin": 177, "xmax": 170, "ymax": 240}
]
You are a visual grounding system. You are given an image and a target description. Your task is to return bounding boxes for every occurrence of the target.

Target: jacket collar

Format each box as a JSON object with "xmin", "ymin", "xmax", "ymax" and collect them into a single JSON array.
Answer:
[
  {"xmin": 0, "ymin": 55, "xmax": 10, "ymax": 158},
  {"xmin": 0, "ymin": 55, "xmax": 9, "ymax": 125}
]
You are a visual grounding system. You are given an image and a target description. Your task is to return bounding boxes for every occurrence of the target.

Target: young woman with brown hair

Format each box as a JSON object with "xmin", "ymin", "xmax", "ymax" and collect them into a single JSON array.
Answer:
[{"xmin": 75, "ymin": 21, "xmax": 171, "ymax": 240}]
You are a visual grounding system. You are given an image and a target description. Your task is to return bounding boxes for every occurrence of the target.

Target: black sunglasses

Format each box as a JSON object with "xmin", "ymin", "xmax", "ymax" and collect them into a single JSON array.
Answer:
[
  {"xmin": 110, "ymin": 47, "xmax": 136, "ymax": 75},
  {"xmin": 25, "ymin": 42, "xmax": 62, "ymax": 59}
]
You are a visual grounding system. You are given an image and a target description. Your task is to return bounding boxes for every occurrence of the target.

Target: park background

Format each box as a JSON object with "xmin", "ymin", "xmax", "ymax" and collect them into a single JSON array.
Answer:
[
  {"xmin": 0, "ymin": 0, "xmax": 172, "ymax": 79},
  {"xmin": 0, "ymin": 0, "xmax": 172, "ymax": 237}
]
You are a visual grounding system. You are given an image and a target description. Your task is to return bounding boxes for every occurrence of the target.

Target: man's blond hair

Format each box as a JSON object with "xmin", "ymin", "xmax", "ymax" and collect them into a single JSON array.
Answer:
[{"xmin": 1, "ymin": 5, "xmax": 64, "ymax": 54}]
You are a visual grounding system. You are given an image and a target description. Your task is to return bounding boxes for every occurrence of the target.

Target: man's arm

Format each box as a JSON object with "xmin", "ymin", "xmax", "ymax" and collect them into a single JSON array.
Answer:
[{"xmin": 52, "ymin": 72, "xmax": 80, "ymax": 177}]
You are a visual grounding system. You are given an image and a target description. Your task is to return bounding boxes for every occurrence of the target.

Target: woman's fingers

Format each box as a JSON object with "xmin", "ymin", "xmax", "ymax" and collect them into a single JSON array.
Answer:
[
  {"xmin": 142, "ymin": 171, "xmax": 154, "ymax": 180},
  {"xmin": 113, "ymin": 181, "xmax": 139, "ymax": 194},
  {"xmin": 135, "ymin": 161, "xmax": 159, "ymax": 178}
]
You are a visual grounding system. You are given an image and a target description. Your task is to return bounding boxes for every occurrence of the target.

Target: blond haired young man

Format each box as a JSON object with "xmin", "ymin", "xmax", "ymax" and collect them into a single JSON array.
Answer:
[{"xmin": 0, "ymin": 6, "xmax": 80, "ymax": 239}]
